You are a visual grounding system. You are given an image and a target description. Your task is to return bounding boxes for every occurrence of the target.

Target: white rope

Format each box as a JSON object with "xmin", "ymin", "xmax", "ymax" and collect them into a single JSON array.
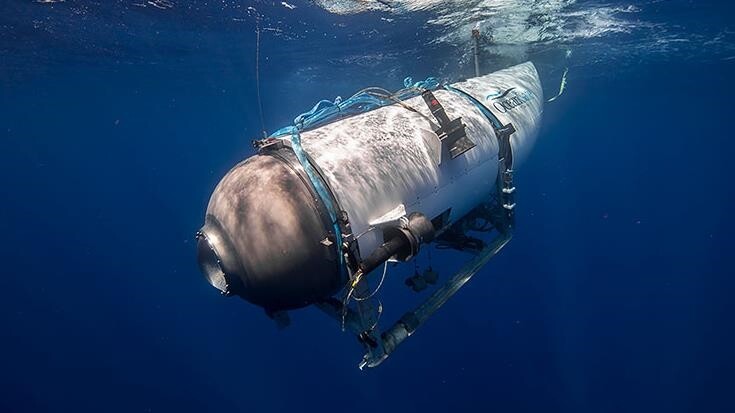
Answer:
[
  {"xmin": 548, "ymin": 49, "xmax": 572, "ymax": 103},
  {"xmin": 547, "ymin": 67, "xmax": 568, "ymax": 102},
  {"xmin": 353, "ymin": 261, "xmax": 389, "ymax": 301}
]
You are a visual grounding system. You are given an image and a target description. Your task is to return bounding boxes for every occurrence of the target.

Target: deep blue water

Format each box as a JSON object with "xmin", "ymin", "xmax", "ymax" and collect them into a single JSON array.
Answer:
[{"xmin": 2, "ymin": 1, "xmax": 734, "ymax": 412}]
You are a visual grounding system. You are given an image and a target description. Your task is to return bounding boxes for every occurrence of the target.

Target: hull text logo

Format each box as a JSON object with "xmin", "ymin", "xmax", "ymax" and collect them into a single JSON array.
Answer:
[{"xmin": 487, "ymin": 88, "xmax": 535, "ymax": 113}]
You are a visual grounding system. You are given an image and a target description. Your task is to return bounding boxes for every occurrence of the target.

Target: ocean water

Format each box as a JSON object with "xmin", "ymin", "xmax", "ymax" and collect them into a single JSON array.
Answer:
[{"xmin": 1, "ymin": 1, "xmax": 734, "ymax": 412}]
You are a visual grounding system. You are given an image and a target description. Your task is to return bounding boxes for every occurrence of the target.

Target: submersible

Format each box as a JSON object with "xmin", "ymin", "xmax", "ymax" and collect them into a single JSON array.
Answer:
[{"xmin": 197, "ymin": 62, "xmax": 543, "ymax": 368}]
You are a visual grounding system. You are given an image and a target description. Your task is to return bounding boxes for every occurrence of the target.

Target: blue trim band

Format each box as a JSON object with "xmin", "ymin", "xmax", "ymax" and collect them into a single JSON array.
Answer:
[{"xmin": 444, "ymin": 85, "xmax": 502, "ymax": 130}]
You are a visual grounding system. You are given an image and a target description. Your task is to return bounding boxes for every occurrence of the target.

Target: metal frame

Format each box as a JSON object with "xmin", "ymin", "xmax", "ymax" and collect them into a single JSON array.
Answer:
[{"xmin": 317, "ymin": 221, "xmax": 512, "ymax": 369}]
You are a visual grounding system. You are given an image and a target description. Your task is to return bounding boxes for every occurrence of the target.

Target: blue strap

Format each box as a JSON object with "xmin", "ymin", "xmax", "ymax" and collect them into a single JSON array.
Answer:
[{"xmin": 284, "ymin": 128, "xmax": 346, "ymax": 278}]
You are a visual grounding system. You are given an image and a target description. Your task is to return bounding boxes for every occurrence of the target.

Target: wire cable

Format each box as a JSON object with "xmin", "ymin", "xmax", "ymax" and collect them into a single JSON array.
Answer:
[
  {"xmin": 353, "ymin": 261, "xmax": 389, "ymax": 301},
  {"xmin": 255, "ymin": 16, "xmax": 267, "ymax": 138}
]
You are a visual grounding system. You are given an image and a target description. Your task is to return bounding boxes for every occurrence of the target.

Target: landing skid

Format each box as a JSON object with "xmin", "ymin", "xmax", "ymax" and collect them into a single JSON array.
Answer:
[{"xmin": 316, "ymin": 227, "xmax": 512, "ymax": 369}]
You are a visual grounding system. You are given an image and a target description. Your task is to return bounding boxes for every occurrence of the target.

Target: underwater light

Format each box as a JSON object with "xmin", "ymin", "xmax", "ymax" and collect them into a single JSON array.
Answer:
[{"xmin": 196, "ymin": 62, "xmax": 543, "ymax": 368}]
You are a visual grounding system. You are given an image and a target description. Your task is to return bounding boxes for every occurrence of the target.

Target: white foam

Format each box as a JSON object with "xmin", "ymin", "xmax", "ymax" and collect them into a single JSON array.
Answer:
[{"xmin": 312, "ymin": 1, "xmax": 650, "ymax": 49}]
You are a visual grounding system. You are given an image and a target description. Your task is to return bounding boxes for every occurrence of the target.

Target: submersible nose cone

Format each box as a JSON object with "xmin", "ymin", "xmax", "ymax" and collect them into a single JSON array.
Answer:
[{"xmin": 197, "ymin": 152, "xmax": 343, "ymax": 311}]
